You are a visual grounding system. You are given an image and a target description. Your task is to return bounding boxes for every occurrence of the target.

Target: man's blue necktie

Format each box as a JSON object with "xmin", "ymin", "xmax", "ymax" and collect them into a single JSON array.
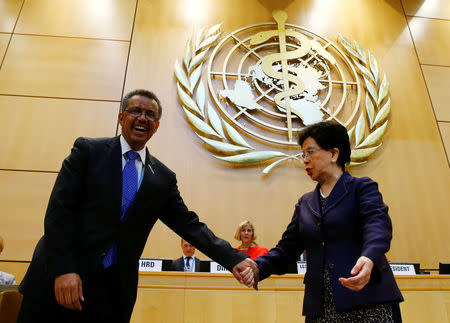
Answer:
[
  {"xmin": 184, "ymin": 256, "xmax": 192, "ymax": 272},
  {"xmin": 103, "ymin": 151, "xmax": 139, "ymax": 268},
  {"xmin": 121, "ymin": 151, "xmax": 139, "ymax": 220}
]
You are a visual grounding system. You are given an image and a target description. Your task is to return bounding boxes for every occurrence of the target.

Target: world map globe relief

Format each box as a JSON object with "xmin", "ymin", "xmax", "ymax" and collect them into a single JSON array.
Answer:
[{"xmin": 207, "ymin": 23, "xmax": 361, "ymax": 147}]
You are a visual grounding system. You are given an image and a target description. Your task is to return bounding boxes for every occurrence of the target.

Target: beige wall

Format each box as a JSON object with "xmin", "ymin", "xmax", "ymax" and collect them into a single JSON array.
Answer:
[{"xmin": 0, "ymin": 0, "xmax": 449, "ymax": 273}]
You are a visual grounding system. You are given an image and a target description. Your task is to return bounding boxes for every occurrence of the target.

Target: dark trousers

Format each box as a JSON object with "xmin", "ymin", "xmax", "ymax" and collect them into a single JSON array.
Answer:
[{"xmin": 18, "ymin": 265, "xmax": 124, "ymax": 323}]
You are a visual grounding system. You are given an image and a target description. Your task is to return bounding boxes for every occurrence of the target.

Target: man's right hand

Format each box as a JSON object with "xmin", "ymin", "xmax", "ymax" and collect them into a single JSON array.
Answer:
[
  {"xmin": 54, "ymin": 273, "xmax": 84, "ymax": 311},
  {"xmin": 232, "ymin": 258, "xmax": 260, "ymax": 290}
]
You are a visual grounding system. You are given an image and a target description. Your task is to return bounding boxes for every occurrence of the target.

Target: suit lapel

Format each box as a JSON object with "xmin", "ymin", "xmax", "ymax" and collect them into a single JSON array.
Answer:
[
  {"xmin": 307, "ymin": 185, "xmax": 322, "ymax": 219},
  {"xmin": 107, "ymin": 136, "xmax": 123, "ymax": 216},
  {"xmin": 306, "ymin": 172, "xmax": 351, "ymax": 219},
  {"xmin": 322, "ymin": 171, "xmax": 350, "ymax": 216},
  {"xmin": 136, "ymin": 148, "xmax": 157, "ymax": 196}
]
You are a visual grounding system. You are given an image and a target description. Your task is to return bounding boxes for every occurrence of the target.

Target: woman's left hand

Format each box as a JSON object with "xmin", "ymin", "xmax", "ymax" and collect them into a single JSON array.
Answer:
[{"xmin": 338, "ymin": 256, "xmax": 374, "ymax": 291}]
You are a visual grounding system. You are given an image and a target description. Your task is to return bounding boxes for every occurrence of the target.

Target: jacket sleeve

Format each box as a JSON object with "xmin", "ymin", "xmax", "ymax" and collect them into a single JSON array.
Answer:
[
  {"xmin": 43, "ymin": 137, "xmax": 89, "ymax": 278},
  {"xmin": 357, "ymin": 177, "xmax": 392, "ymax": 274},
  {"xmin": 158, "ymin": 174, "xmax": 248, "ymax": 272},
  {"xmin": 255, "ymin": 201, "xmax": 304, "ymax": 281}
]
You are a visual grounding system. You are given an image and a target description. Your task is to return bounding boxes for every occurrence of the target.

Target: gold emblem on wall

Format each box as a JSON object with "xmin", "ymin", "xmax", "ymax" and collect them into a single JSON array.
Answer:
[{"xmin": 175, "ymin": 10, "xmax": 390, "ymax": 174}]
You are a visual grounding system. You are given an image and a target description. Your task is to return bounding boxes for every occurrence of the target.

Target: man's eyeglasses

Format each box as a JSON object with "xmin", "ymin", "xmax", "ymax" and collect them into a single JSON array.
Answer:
[
  {"xmin": 125, "ymin": 107, "xmax": 158, "ymax": 121},
  {"xmin": 300, "ymin": 148, "xmax": 323, "ymax": 160}
]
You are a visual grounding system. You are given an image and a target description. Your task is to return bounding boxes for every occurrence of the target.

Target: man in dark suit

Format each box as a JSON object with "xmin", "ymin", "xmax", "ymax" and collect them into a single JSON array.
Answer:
[
  {"xmin": 18, "ymin": 89, "xmax": 256, "ymax": 323},
  {"xmin": 171, "ymin": 239, "xmax": 201, "ymax": 272}
]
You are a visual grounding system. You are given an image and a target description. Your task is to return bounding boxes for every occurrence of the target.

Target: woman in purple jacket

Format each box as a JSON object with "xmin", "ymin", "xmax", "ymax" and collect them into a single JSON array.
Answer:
[{"xmin": 254, "ymin": 121, "xmax": 403, "ymax": 322}]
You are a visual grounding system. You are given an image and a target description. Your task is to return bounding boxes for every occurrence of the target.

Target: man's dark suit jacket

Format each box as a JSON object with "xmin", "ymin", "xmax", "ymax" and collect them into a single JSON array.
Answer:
[
  {"xmin": 255, "ymin": 172, "xmax": 403, "ymax": 317},
  {"xmin": 19, "ymin": 136, "xmax": 247, "ymax": 321},
  {"xmin": 170, "ymin": 256, "xmax": 201, "ymax": 272}
]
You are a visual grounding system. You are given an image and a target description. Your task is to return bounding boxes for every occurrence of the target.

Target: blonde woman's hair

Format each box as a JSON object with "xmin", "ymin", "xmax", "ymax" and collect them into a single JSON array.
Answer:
[{"xmin": 234, "ymin": 220, "xmax": 257, "ymax": 241}]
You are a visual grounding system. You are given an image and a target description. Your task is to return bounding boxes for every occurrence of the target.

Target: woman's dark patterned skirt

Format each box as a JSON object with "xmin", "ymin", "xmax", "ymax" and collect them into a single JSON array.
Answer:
[{"xmin": 306, "ymin": 267, "xmax": 398, "ymax": 323}]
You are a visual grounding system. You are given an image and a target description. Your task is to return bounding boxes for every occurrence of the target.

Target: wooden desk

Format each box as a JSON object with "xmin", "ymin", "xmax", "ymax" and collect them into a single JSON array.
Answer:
[
  {"xmin": 2, "ymin": 262, "xmax": 448, "ymax": 322},
  {"xmin": 0, "ymin": 285, "xmax": 19, "ymax": 292},
  {"xmin": 132, "ymin": 272, "xmax": 450, "ymax": 323}
]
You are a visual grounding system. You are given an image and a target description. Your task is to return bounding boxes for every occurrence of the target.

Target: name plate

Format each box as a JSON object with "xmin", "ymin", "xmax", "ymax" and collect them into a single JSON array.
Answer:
[
  {"xmin": 295, "ymin": 262, "xmax": 416, "ymax": 275},
  {"xmin": 210, "ymin": 261, "xmax": 230, "ymax": 273},
  {"xmin": 139, "ymin": 259, "xmax": 163, "ymax": 272},
  {"xmin": 389, "ymin": 263, "xmax": 416, "ymax": 275},
  {"xmin": 297, "ymin": 261, "xmax": 307, "ymax": 274}
]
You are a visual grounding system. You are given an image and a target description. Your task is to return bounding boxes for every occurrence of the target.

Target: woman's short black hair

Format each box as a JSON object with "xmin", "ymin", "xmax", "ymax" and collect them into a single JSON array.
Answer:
[{"xmin": 298, "ymin": 121, "xmax": 351, "ymax": 170}]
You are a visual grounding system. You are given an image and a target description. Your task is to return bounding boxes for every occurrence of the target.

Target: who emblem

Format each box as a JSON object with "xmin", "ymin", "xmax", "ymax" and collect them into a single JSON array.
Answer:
[{"xmin": 175, "ymin": 10, "xmax": 390, "ymax": 174}]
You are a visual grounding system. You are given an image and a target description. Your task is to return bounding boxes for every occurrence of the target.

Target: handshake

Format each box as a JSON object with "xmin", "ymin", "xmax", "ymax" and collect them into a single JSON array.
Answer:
[{"xmin": 231, "ymin": 258, "xmax": 260, "ymax": 290}]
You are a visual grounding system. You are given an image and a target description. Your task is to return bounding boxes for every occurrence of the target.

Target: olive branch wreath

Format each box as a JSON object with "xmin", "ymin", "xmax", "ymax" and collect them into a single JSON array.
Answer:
[
  {"xmin": 174, "ymin": 25, "xmax": 390, "ymax": 173},
  {"xmin": 337, "ymin": 34, "xmax": 391, "ymax": 167}
]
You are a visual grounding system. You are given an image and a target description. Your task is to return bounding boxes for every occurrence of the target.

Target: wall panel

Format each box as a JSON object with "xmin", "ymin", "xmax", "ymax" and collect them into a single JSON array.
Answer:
[
  {"xmin": 0, "ymin": 33, "xmax": 10, "ymax": 63},
  {"xmin": 439, "ymin": 122, "xmax": 450, "ymax": 162},
  {"xmin": 408, "ymin": 17, "xmax": 450, "ymax": 66},
  {"xmin": 422, "ymin": 65, "xmax": 450, "ymax": 121},
  {"xmin": 0, "ymin": 35, "xmax": 129, "ymax": 100},
  {"xmin": 0, "ymin": 171, "xmax": 56, "ymax": 260},
  {"xmin": 0, "ymin": 96, "xmax": 118, "ymax": 171},
  {"xmin": 15, "ymin": 0, "xmax": 136, "ymax": 40},
  {"xmin": 402, "ymin": 0, "xmax": 450, "ymax": 20},
  {"xmin": 0, "ymin": 0, "xmax": 23, "ymax": 33}
]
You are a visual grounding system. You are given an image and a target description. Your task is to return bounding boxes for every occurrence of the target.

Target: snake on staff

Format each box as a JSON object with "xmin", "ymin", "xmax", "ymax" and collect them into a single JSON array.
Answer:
[{"xmin": 250, "ymin": 10, "xmax": 311, "ymax": 124}]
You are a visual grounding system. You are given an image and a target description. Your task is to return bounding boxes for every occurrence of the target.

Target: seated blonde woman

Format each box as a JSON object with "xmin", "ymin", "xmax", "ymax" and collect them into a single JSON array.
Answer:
[{"xmin": 234, "ymin": 221, "xmax": 268, "ymax": 259}]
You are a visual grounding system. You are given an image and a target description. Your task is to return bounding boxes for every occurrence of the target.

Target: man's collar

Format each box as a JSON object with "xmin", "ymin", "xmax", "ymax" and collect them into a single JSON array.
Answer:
[{"xmin": 120, "ymin": 135, "xmax": 146, "ymax": 163}]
